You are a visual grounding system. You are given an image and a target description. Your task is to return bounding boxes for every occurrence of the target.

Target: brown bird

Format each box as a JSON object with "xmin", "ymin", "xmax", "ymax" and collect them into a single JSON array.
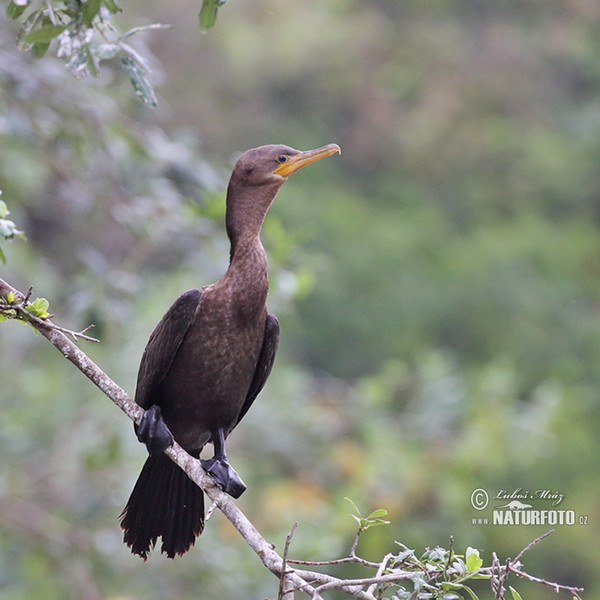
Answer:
[{"xmin": 120, "ymin": 143, "xmax": 341, "ymax": 559}]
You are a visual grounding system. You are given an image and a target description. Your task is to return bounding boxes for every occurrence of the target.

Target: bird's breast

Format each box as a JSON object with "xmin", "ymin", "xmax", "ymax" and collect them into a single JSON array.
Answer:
[{"xmin": 159, "ymin": 280, "xmax": 268, "ymax": 452}]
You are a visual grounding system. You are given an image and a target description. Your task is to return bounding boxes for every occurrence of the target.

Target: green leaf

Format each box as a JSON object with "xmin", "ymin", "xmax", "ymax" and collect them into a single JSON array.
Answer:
[
  {"xmin": 25, "ymin": 25, "xmax": 66, "ymax": 44},
  {"xmin": 0, "ymin": 247, "xmax": 6, "ymax": 264},
  {"xmin": 7, "ymin": 292, "xmax": 15, "ymax": 304},
  {"xmin": 25, "ymin": 297, "xmax": 50, "ymax": 318},
  {"xmin": 459, "ymin": 585, "xmax": 480, "ymax": 600},
  {"xmin": 120, "ymin": 56, "xmax": 157, "ymax": 106},
  {"xmin": 102, "ymin": 0, "xmax": 120, "ymax": 13},
  {"xmin": 32, "ymin": 41, "xmax": 51, "ymax": 58},
  {"xmin": 465, "ymin": 547, "xmax": 483, "ymax": 573},
  {"xmin": 395, "ymin": 548, "xmax": 415, "ymax": 562},
  {"xmin": 6, "ymin": 1, "xmax": 27, "ymax": 19},
  {"xmin": 345, "ymin": 497, "xmax": 362, "ymax": 517},
  {"xmin": 0, "ymin": 199, "xmax": 7, "ymax": 218},
  {"xmin": 199, "ymin": 0, "xmax": 226, "ymax": 33},
  {"xmin": 365, "ymin": 517, "xmax": 391, "ymax": 528},
  {"xmin": 366, "ymin": 508, "xmax": 389, "ymax": 520},
  {"xmin": 82, "ymin": 0, "xmax": 101, "ymax": 26},
  {"xmin": 509, "ymin": 586, "xmax": 524, "ymax": 600}
]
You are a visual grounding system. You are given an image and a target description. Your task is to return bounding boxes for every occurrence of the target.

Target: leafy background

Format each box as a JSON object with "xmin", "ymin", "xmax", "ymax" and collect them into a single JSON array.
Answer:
[{"xmin": 1, "ymin": 1, "xmax": 599, "ymax": 598}]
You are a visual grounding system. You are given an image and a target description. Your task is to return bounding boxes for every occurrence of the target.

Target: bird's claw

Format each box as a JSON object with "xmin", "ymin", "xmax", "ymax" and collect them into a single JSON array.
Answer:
[
  {"xmin": 201, "ymin": 457, "xmax": 247, "ymax": 499},
  {"xmin": 136, "ymin": 405, "xmax": 174, "ymax": 456}
]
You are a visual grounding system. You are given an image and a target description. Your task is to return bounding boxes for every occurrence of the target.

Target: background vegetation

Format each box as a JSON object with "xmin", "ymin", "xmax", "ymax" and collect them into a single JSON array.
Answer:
[{"xmin": 1, "ymin": 1, "xmax": 599, "ymax": 598}]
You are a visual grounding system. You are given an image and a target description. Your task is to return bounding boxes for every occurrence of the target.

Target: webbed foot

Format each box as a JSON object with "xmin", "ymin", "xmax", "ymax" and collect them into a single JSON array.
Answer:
[
  {"xmin": 136, "ymin": 405, "xmax": 174, "ymax": 456},
  {"xmin": 201, "ymin": 457, "xmax": 247, "ymax": 499}
]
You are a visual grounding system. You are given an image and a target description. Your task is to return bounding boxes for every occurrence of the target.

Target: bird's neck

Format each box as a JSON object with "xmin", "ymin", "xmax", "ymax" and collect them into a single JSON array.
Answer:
[
  {"xmin": 222, "ymin": 180, "xmax": 280, "ymax": 297},
  {"xmin": 225, "ymin": 181, "xmax": 280, "ymax": 258},
  {"xmin": 224, "ymin": 234, "xmax": 269, "ymax": 302}
]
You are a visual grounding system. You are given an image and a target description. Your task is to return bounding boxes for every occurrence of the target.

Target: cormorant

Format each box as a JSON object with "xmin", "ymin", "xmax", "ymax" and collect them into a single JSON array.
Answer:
[{"xmin": 120, "ymin": 143, "xmax": 341, "ymax": 559}]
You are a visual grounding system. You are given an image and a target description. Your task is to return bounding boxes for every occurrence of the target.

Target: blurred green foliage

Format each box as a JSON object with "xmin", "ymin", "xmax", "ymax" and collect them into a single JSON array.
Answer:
[
  {"xmin": 4, "ymin": 0, "xmax": 172, "ymax": 105},
  {"xmin": 1, "ymin": 1, "xmax": 599, "ymax": 599}
]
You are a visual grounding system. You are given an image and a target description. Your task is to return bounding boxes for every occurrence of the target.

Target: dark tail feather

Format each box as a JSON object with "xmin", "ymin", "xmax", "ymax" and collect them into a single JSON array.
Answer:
[{"xmin": 120, "ymin": 453, "xmax": 204, "ymax": 559}]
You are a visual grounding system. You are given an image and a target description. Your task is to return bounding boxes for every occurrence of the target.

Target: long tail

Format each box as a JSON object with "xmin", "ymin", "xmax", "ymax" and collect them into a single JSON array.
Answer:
[{"xmin": 120, "ymin": 453, "xmax": 204, "ymax": 559}]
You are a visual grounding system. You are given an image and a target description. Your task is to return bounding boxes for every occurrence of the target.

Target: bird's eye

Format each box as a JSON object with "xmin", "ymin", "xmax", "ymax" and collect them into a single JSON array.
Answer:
[{"xmin": 277, "ymin": 155, "xmax": 287, "ymax": 163}]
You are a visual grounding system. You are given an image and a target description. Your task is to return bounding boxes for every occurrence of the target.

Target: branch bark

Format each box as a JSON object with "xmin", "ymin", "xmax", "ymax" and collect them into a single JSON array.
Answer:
[
  {"xmin": 0, "ymin": 276, "xmax": 586, "ymax": 600},
  {"xmin": 0, "ymin": 277, "xmax": 310, "ymax": 598}
]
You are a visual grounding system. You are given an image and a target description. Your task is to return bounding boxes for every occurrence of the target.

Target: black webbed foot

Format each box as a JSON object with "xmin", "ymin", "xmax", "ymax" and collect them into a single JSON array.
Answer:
[
  {"xmin": 136, "ymin": 405, "xmax": 174, "ymax": 456},
  {"xmin": 201, "ymin": 457, "xmax": 247, "ymax": 499}
]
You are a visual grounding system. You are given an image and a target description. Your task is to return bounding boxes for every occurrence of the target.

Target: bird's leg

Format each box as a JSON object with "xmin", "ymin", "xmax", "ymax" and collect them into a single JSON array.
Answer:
[
  {"xmin": 201, "ymin": 428, "xmax": 247, "ymax": 499},
  {"xmin": 135, "ymin": 405, "xmax": 174, "ymax": 456}
]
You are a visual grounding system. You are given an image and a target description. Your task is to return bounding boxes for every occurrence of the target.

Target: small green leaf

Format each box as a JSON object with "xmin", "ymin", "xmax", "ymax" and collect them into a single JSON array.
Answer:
[
  {"xmin": 0, "ymin": 199, "xmax": 6, "ymax": 218},
  {"xmin": 35, "ymin": 298, "xmax": 49, "ymax": 311},
  {"xmin": 509, "ymin": 586, "xmax": 524, "ymax": 600},
  {"xmin": 120, "ymin": 56, "xmax": 157, "ymax": 106},
  {"xmin": 459, "ymin": 585, "xmax": 480, "ymax": 600},
  {"xmin": 345, "ymin": 497, "xmax": 362, "ymax": 516},
  {"xmin": 82, "ymin": 0, "xmax": 101, "ymax": 26},
  {"xmin": 25, "ymin": 25, "xmax": 66, "ymax": 44},
  {"xmin": 6, "ymin": 1, "xmax": 27, "ymax": 19},
  {"xmin": 25, "ymin": 297, "xmax": 50, "ymax": 318},
  {"xmin": 0, "ymin": 246, "xmax": 5, "ymax": 264},
  {"xmin": 441, "ymin": 582, "xmax": 463, "ymax": 590},
  {"xmin": 465, "ymin": 547, "xmax": 483, "ymax": 573},
  {"xmin": 395, "ymin": 548, "xmax": 415, "ymax": 562},
  {"xmin": 199, "ymin": 0, "xmax": 226, "ymax": 33},
  {"xmin": 7, "ymin": 292, "xmax": 15, "ymax": 304},
  {"xmin": 452, "ymin": 558, "xmax": 468, "ymax": 575},
  {"xmin": 102, "ymin": 0, "xmax": 120, "ymax": 13},
  {"xmin": 366, "ymin": 508, "xmax": 389, "ymax": 520},
  {"xmin": 368, "ymin": 518, "xmax": 391, "ymax": 528},
  {"xmin": 32, "ymin": 41, "xmax": 50, "ymax": 58}
]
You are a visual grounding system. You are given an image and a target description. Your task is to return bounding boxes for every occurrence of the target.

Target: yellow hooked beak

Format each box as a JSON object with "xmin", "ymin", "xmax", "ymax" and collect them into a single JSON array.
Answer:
[{"xmin": 273, "ymin": 143, "xmax": 341, "ymax": 178}]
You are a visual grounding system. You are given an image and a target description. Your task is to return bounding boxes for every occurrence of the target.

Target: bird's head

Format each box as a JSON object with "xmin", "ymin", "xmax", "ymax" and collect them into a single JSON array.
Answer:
[
  {"xmin": 226, "ymin": 143, "xmax": 340, "ymax": 248},
  {"xmin": 231, "ymin": 143, "xmax": 341, "ymax": 187}
]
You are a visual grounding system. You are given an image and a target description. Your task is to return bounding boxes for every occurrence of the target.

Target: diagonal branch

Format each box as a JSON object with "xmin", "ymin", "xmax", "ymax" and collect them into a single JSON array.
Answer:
[
  {"xmin": 0, "ymin": 277, "xmax": 313, "ymax": 598},
  {"xmin": 0, "ymin": 276, "xmax": 587, "ymax": 600}
]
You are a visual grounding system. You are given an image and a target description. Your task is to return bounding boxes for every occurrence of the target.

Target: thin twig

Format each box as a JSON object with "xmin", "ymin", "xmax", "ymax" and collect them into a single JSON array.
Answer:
[
  {"xmin": 504, "ymin": 529, "xmax": 583, "ymax": 599},
  {"xmin": 205, "ymin": 499, "xmax": 218, "ymax": 522},
  {"xmin": 366, "ymin": 553, "xmax": 393, "ymax": 596},
  {"xmin": 349, "ymin": 527, "xmax": 363, "ymax": 557},
  {"xmin": 278, "ymin": 522, "xmax": 298, "ymax": 600},
  {"xmin": 489, "ymin": 552, "xmax": 506, "ymax": 600},
  {"xmin": 513, "ymin": 529, "xmax": 554, "ymax": 563},
  {"xmin": 0, "ymin": 282, "xmax": 99, "ymax": 343},
  {"xmin": 507, "ymin": 563, "xmax": 584, "ymax": 599},
  {"xmin": 314, "ymin": 571, "xmax": 419, "ymax": 595},
  {"xmin": 445, "ymin": 535, "xmax": 454, "ymax": 573},
  {"xmin": 48, "ymin": 321, "xmax": 99, "ymax": 343},
  {"xmin": 288, "ymin": 556, "xmax": 381, "ymax": 569}
]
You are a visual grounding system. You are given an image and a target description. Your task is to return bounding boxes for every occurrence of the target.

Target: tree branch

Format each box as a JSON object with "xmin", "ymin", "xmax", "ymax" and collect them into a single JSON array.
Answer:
[
  {"xmin": 0, "ymin": 277, "xmax": 310, "ymax": 597},
  {"xmin": 0, "ymin": 276, "xmax": 587, "ymax": 600}
]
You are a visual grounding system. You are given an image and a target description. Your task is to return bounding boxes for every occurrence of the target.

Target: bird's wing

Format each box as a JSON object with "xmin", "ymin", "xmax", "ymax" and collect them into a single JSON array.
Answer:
[
  {"xmin": 235, "ymin": 313, "xmax": 280, "ymax": 426},
  {"xmin": 134, "ymin": 289, "xmax": 201, "ymax": 409}
]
